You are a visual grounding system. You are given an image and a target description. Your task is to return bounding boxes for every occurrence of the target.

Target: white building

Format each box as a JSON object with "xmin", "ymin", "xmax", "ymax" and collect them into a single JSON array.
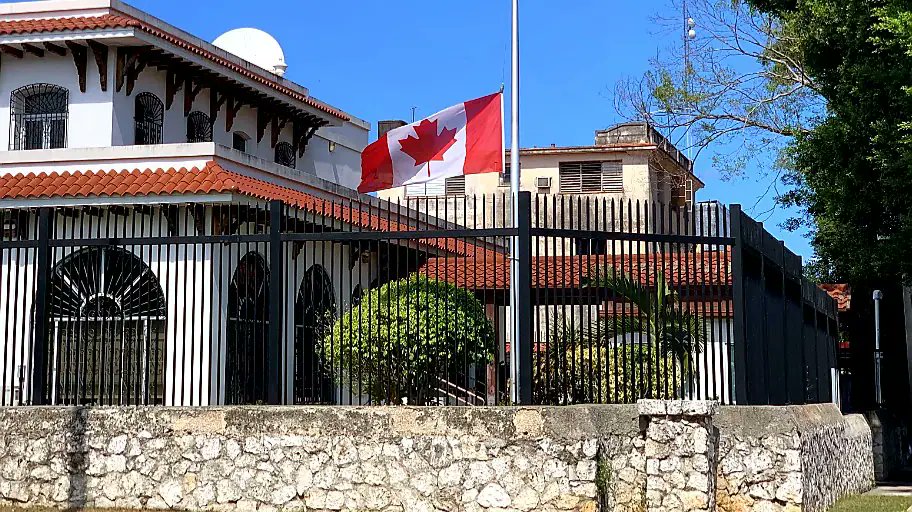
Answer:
[{"xmin": 0, "ymin": 0, "xmax": 466, "ymax": 406}]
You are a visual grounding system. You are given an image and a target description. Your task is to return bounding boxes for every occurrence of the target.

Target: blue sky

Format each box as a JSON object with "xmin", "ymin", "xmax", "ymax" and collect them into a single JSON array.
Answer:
[{"xmin": 128, "ymin": 0, "xmax": 813, "ymax": 258}]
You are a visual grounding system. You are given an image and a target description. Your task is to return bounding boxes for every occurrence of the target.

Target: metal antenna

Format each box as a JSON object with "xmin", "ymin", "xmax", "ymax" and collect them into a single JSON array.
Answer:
[{"xmin": 684, "ymin": 1, "xmax": 696, "ymax": 161}]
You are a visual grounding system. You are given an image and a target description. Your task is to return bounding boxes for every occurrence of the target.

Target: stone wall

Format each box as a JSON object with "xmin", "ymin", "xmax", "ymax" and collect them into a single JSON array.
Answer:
[
  {"xmin": 715, "ymin": 406, "xmax": 874, "ymax": 512},
  {"xmin": 865, "ymin": 410, "xmax": 908, "ymax": 481},
  {"xmin": 0, "ymin": 403, "xmax": 873, "ymax": 512}
]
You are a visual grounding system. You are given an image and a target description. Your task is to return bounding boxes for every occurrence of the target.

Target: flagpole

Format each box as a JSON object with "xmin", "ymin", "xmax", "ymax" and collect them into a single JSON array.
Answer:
[{"xmin": 509, "ymin": 0, "xmax": 522, "ymax": 404}]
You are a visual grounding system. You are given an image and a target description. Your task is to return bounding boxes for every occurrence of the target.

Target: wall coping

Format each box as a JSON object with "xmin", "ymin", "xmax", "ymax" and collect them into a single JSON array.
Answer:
[
  {"xmin": 637, "ymin": 399, "xmax": 720, "ymax": 417},
  {"xmin": 714, "ymin": 403, "xmax": 856, "ymax": 436}
]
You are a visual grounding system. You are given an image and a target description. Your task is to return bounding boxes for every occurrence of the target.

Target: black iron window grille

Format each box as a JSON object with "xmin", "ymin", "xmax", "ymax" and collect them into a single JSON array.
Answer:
[
  {"xmin": 275, "ymin": 141, "xmax": 296, "ymax": 168},
  {"xmin": 9, "ymin": 84, "xmax": 68, "ymax": 151},
  {"xmin": 293, "ymin": 265, "xmax": 335, "ymax": 404},
  {"xmin": 226, "ymin": 251, "xmax": 270, "ymax": 405},
  {"xmin": 187, "ymin": 111, "xmax": 213, "ymax": 143},
  {"xmin": 48, "ymin": 247, "xmax": 166, "ymax": 406},
  {"xmin": 134, "ymin": 92, "xmax": 164, "ymax": 145}
]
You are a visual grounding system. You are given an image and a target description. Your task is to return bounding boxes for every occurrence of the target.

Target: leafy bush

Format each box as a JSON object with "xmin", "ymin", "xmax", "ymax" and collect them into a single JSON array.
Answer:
[
  {"xmin": 535, "ymin": 339, "xmax": 681, "ymax": 404},
  {"xmin": 324, "ymin": 275, "xmax": 494, "ymax": 404}
]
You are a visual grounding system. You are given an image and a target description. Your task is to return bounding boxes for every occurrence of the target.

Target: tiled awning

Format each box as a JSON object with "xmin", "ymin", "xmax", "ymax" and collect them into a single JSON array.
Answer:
[
  {"xmin": 419, "ymin": 251, "xmax": 732, "ymax": 290},
  {"xmin": 0, "ymin": 163, "xmax": 489, "ymax": 257}
]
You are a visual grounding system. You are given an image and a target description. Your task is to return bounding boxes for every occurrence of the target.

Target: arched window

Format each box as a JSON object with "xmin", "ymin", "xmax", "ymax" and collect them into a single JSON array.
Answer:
[
  {"xmin": 294, "ymin": 265, "xmax": 335, "ymax": 404},
  {"xmin": 186, "ymin": 111, "xmax": 212, "ymax": 143},
  {"xmin": 275, "ymin": 141, "xmax": 296, "ymax": 168},
  {"xmin": 134, "ymin": 92, "xmax": 164, "ymax": 145},
  {"xmin": 9, "ymin": 84, "xmax": 68, "ymax": 150},
  {"xmin": 226, "ymin": 252, "xmax": 269, "ymax": 405},
  {"xmin": 46, "ymin": 247, "xmax": 166, "ymax": 405},
  {"xmin": 232, "ymin": 131, "xmax": 249, "ymax": 152}
]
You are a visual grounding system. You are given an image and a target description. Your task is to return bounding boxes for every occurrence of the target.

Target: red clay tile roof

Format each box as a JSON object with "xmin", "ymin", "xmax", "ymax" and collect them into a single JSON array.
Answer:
[
  {"xmin": 419, "ymin": 252, "xmax": 732, "ymax": 290},
  {"xmin": 0, "ymin": 14, "xmax": 349, "ymax": 121},
  {"xmin": 0, "ymin": 163, "xmax": 486, "ymax": 256},
  {"xmin": 600, "ymin": 300, "xmax": 734, "ymax": 319},
  {"xmin": 819, "ymin": 283, "xmax": 850, "ymax": 312}
]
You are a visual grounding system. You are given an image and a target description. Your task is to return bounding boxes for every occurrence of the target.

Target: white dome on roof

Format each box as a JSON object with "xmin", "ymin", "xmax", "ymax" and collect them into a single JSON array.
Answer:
[{"xmin": 213, "ymin": 28, "xmax": 288, "ymax": 77}]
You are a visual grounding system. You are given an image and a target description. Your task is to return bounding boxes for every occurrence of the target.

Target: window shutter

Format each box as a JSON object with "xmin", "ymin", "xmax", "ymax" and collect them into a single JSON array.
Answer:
[
  {"xmin": 559, "ymin": 161, "xmax": 623, "ymax": 193},
  {"xmin": 406, "ymin": 176, "xmax": 465, "ymax": 196},
  {"xmin": 600, "ymin": 161, "xmax": 623, "ymax": 192},
  {"xmin": 559, "ymin": 162, "xmax": 582, "ymax": 193},
  {"xmin": 579, "ymin": 161, "xmax": 603, "ymax": 192},
  {"xmin": 445, "ymin": 176, "xmax": 466, "ymax": 195}
]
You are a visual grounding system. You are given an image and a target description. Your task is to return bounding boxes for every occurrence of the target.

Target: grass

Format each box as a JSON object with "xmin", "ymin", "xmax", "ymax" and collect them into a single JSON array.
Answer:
[{"xmin": 829, "ymin": 495, "xmax": 912, "ymax": 512}]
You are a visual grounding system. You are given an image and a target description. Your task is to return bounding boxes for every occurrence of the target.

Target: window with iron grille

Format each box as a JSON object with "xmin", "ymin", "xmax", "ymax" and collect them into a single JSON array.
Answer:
[
  {"xmin": 48, "ymin": 247, "xmax": 167, "ymax": 405},
  {"xmin": 275, "ymin": 141, "xmax": 296, "ymax": 168},
  {"xmin": 134, "ymin": 92, "xmax": 163, "ymax": 145},
  {"xmin": 186, "ymin": 111, "xmax": 212, "ymax": 143},
  {"xmin": 405, "ymin": 175, "xmax": 466, "ymax": 196},
  {"xmin": 9, "ymin": 84, "xmax": 68, "ymax": 150},
  {"xmin": 558, "ymin": 161, "xmax": 623, "ymax": 193}
]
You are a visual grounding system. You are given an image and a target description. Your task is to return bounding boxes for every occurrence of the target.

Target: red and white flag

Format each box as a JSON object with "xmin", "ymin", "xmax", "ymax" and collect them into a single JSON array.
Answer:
[{"xmin": 358, "ymin": 92, "xmax": 503, "ymax": 193}]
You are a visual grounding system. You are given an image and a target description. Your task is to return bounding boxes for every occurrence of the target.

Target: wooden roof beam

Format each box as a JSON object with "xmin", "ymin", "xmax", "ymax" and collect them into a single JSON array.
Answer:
[
  {"xmin": 86, "ymin": 41, "xmax": 108, "ymax": 92},
  {"xmin": 0, "ymin": 45, "xmax": 23, "ymax": 59},
  {"xmin": 21, "ymin": 43, "xmax": 44, "ymax": 58},
  {"xmin": 64, "ymin": 41, "xmax": 87, "ymax": 93},
  {"xmin": 42, "ymin": 42, "xmax": 66, "ymax": 57}
]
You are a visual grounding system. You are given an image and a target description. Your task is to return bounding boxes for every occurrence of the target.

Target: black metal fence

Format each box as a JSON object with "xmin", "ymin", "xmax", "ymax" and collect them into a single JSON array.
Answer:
[{"xmin": 0, "ymin": 192, "xmax": 837, "ymax": 407}]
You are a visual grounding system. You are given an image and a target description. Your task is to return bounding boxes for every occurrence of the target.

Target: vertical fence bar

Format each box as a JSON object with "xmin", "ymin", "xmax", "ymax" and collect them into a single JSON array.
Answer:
[
  {"xmin": 30, "ymin": 207, "xmax": 52, "ymax": 405},
  {"xmin": 515, "ymin": 191, "xmax": 533, "ymax": 404},
  {"xmin": 267, "ymin": 200, "xmax": 284, "ymax": 405},
  {"xmin": 729, "ymin": 204, "xmax": 749, "ymax": 405}
]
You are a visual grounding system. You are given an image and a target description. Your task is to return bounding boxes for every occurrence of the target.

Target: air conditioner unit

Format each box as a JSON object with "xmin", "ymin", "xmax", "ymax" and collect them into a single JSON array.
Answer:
[{"xmin": 536, "ymin": 177, "xmax": 552, "ymax": 189}]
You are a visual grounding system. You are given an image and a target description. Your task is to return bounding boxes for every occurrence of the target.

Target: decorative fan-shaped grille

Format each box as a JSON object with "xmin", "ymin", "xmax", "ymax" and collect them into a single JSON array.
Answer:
[
  {"xmin": 226, "ymin": 252, "xmax": 270, "ymax": 404},
  {"xmin": 49, "ymin": 247, "xmax": 166, "ymax": 319},
  {"xmin": 10, "ymin": 83, "xmax": 68, "ymax": 150},
  {"xmin": 294, "ymin": 265, "xmax": 335, "ymax": 404},
  {"xmin": 187, "ymin": 111, "xmax": 213, "ymax": 143},
  {"xmin": 47, "ymin": 247, "xmax": 166, "ymax": 406},
  {"xmin": 135, "ymin": 92, "xmax": 164, "ymax": 145},
  {"xmin": 275, "ymin": 141, "xmax": 296, "ymax": 168}
]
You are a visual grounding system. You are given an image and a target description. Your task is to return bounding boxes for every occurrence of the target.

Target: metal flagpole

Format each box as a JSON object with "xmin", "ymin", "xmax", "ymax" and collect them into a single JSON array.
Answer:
[{"xmin": 509, "ymin": 0, "xmax": 522, "ymax": 404}]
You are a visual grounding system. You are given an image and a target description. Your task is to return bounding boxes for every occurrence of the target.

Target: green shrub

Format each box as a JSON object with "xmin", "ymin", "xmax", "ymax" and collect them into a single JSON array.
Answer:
[
  {"xmin": 535, "ymin": 341, "xmax": 681, "ymax": 404},
  {"xmin": 324, "ymin": 275, "xmax": 494, "ymax": 404}
]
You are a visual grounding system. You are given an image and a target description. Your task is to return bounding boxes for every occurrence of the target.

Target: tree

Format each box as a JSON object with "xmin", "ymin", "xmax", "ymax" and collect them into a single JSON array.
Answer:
[
  {"xmin": 534, "ymin": 269, "xmax": 705, "ymax": 404},
  {"xmin": 615, "ymin": 0, "xmax": 823, "ymax": 180},
  {"xmin": 588, "ymin": 268, "xmax": 706, "ymax": 369},
  {"xmin": 769, "ymin": 0, "xmax": 912, "ymax": 283},
  {"xmin": 324, "ymin": 275, "xmax": 494, "ymax": 404},
  {"xmin": 622, "ymin": 0, "xmax": 912, "ymax": 283}
]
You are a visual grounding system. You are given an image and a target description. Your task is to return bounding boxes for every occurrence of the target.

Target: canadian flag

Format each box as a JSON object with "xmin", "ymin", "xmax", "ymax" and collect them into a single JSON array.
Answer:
[{"xmin": 358, "ymin": 93, "xmax": 503, "ymax": 193}]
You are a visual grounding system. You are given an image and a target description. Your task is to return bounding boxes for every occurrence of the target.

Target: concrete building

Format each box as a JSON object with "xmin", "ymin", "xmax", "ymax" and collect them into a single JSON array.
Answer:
[
  {"xmin": 378, "ymin": 121, "xmax": 706, "ymax": 257},
  {"xmin": 379, "ymin": 121, "xmax": 702, "ymax": 208},
  {"xmin": 0, "ymin": 0, "xmax": 450, "ymax": 406}
]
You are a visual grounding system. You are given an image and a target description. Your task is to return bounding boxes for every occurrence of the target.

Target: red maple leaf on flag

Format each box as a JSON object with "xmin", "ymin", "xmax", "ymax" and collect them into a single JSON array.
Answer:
[{"xmin": 398, "ymin": 119, "xmax": 458, "ymax": 175}]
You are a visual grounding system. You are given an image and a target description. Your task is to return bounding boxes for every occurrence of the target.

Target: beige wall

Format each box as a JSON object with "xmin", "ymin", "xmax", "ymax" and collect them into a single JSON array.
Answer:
[{"xmin": 378, "ymin": 149, "xmax": 692, "ymax": 205}]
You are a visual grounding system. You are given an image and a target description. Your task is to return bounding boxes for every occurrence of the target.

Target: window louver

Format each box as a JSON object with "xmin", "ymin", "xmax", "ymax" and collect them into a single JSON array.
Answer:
[
  {"xmin": 558, "ymin": 161, "xmax": 623, "ymax": 193},
  {"xmin": 405, "ymin": 176, "xmax": 466, "ymax": 197}
]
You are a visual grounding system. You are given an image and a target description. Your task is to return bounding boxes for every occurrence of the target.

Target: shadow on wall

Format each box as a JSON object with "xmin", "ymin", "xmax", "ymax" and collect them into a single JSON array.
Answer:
[{"xmin": 67, "ymin": 407, "xmax": 88, "ymax": 509}]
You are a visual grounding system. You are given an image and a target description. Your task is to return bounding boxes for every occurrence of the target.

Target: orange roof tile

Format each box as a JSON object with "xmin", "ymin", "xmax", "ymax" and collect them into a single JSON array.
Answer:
[
  {"xmin": 0, "ymin": 14, "xmax": 349, "ymax": 121},
  {"xmin": 0, "ymin": 163, "xmax": 487, "ymax": 257},
  {"xmin": 819, "ymin": 283, "xmax": 850, "ymax": 312},
  {"xmin": 419, "ymin": 251, "xmax": 732, "ymax": 290}
]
